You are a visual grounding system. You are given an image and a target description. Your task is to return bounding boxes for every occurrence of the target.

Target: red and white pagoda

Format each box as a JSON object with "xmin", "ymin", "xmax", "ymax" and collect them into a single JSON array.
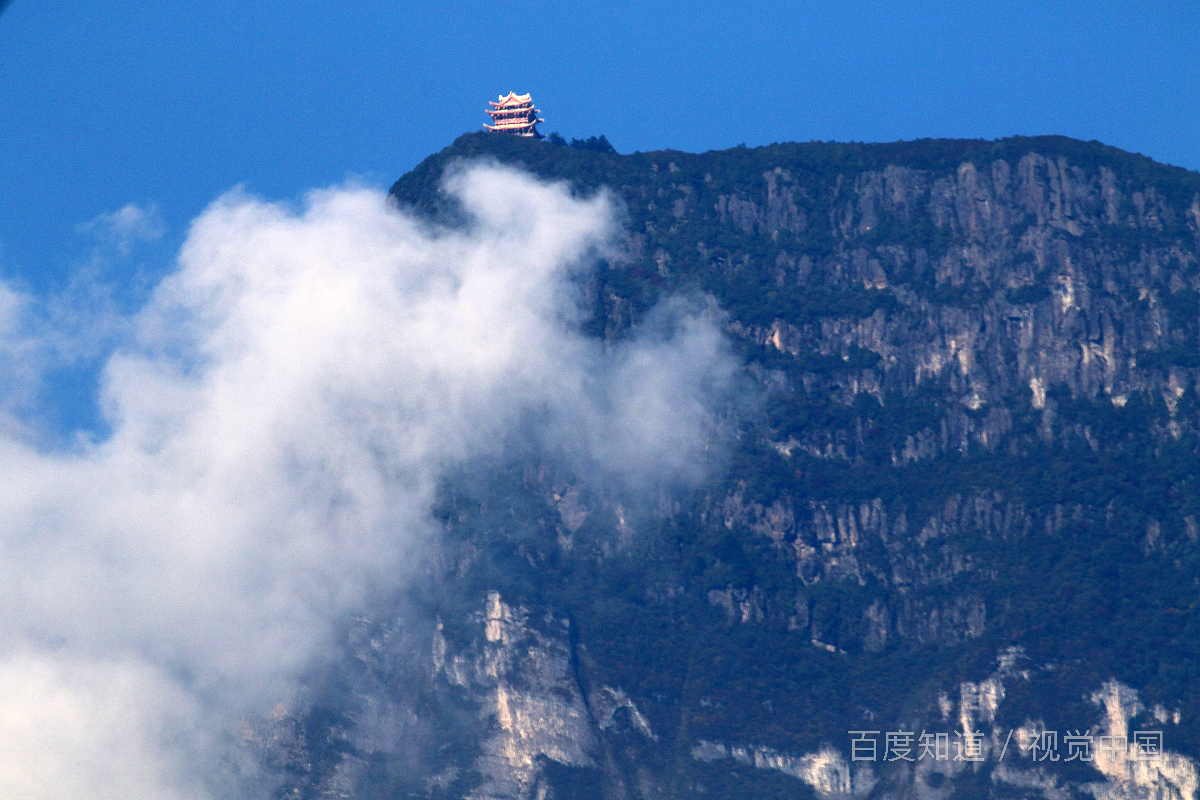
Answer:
[{"xmin": 484, "ymin": 92, "xmax": 544, "ymax": 138}]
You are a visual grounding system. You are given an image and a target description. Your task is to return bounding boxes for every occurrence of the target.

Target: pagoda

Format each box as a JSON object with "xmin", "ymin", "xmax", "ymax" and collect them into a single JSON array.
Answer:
[{"xmin": 484, "ymin": 92, "xmax": 544, "ymax": 138}]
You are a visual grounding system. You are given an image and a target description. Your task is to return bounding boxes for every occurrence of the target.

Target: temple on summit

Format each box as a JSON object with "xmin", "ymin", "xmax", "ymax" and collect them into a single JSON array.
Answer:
[{"xmin": 484, "ymin": 92, "xmax": 544, "ymax": 138}]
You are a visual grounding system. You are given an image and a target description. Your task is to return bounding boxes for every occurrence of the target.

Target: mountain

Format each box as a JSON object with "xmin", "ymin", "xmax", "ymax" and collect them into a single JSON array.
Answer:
[{"xmin": 264, "ymin": 132, "xmax": 1200, "ymax": 800}]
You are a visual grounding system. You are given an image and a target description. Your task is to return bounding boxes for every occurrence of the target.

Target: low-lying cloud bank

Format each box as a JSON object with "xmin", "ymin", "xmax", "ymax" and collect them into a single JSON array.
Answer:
[{"xmin": 0, "ymin": 163, "xmax": 735, "ymax": 799}]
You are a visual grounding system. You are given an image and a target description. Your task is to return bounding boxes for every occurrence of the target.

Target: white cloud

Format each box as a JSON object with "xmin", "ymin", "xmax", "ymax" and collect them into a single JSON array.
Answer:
[
  {"xmin": 77, "ymin": 202, "xmax": 165, "ymax": 257},
  {"xmin": 0, "ymin": 163, "xmax": 734, "ymax": 798},
  {"xmin": 0, "ymin": 283, "xmax": 50, "ymax": 430}
]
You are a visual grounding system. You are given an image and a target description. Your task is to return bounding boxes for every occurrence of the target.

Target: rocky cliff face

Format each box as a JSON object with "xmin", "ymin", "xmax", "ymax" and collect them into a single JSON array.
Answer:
[
  {"xmin": 262, "ymin": 134, "xmax": 1200, "ymax": 800},
  {"xmin": 743, "ymin": 154, "xmax": 1200, "ymax": 450}
]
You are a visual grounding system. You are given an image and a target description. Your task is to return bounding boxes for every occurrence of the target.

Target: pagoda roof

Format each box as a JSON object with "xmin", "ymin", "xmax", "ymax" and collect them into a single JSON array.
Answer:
[{"xmin": 489, "ymin": 92, "xmax": 534, "ymax": 108}]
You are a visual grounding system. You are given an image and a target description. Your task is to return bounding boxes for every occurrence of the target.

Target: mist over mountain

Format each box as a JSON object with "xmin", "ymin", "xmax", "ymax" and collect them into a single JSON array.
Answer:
[
  {"xmin": 0, "ymin": 164, "xmax": 733, "ymax": 800},
  {"xmin": 6, "ymin": 127, "xmax": 1200, "ymax": 800},
  {"xmin": 252, "ymin": 132, "xmax": 1200, "ymax": 800}
]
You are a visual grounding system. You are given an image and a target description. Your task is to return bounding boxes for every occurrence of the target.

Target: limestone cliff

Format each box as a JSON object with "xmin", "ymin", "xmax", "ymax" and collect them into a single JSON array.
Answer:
[{"xmin": 262, "ymin": 134, "xmax": 1200, "ymax": 799}]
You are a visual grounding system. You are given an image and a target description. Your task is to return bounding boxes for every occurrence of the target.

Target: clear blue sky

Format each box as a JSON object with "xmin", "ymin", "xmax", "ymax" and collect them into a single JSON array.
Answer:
[{"xmin": 1, "ymin": 0, "xmax": 1198, "ymax": 289}]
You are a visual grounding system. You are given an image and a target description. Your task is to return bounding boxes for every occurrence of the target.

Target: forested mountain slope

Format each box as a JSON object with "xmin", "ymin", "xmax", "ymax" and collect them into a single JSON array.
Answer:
[{"xmin": 267, "ymin": 133, "xmax": 1200, "ymax": 800}]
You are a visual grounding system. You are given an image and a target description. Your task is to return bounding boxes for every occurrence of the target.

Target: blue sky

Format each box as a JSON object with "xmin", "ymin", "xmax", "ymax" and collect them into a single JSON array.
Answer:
[{"xmin": 1, "ymin": 0, "xmax": 1198, "ymax": 290}]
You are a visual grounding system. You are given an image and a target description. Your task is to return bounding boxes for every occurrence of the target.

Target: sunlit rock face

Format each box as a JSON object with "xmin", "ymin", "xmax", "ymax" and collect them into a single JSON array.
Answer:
[
  {"xmin": 248, "ymin": 134, "xmax": 1200, "ymax": 799},
  {"xmin": 452, "ymin": 592, "xmax": 598, "ymax": 800}
]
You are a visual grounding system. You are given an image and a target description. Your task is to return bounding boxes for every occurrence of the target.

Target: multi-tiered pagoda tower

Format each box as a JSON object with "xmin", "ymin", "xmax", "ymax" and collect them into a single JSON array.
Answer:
[{"xmin": 484, "ymin": 92, "xmax": 544, "ymax": 138}]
